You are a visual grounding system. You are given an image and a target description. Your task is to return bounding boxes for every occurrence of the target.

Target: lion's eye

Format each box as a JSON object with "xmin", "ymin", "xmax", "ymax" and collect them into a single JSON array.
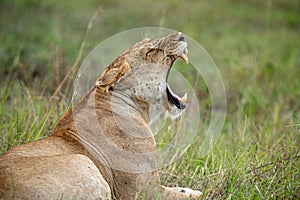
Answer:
[{"xmin": 145, "ymin": 49, "xmax": 155, "ymax": 58}]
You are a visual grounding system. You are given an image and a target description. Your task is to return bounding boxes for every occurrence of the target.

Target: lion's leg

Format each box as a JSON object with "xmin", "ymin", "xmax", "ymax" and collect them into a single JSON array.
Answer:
[
  {"xmin": 0, "ymin": 154, "xmax": 111, "ymax": 200},
  {"xmin": 156, "ymin": 185, "xmax": 202, "ymax": 200}
]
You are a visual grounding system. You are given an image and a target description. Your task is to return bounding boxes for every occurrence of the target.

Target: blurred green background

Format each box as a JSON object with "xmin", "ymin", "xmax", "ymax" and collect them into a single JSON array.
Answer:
[{"xmin": 0, "ymin": 0, "xmax": 299, "ymax": 199}]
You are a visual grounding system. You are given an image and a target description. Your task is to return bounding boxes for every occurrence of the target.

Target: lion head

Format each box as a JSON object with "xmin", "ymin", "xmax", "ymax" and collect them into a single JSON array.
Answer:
[{"xmin": 96, "ymin": 32, "xmax": 188, "ymax": 122}]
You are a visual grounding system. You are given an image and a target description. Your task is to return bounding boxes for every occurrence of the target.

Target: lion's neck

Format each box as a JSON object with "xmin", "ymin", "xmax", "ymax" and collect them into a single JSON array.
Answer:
[
  {"xmin": 51, "ymin": 86, "xmax": 159, "ymax": 198},
  {"xmin": 53, "ymin": 86, "xmax": 157, "ymax": 171}
]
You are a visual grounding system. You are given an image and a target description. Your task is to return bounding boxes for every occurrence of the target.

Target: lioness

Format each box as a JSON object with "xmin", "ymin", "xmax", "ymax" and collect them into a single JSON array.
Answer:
[{"xmin": 0, "ymin": 32, "xmax": 201, "ymax": 199}]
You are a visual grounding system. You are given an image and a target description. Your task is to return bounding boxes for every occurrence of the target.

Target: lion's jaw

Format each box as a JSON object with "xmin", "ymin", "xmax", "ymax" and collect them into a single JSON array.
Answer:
[{"xmin": 101, "ymin": 32, "xmax": 189, "ymax": 123}]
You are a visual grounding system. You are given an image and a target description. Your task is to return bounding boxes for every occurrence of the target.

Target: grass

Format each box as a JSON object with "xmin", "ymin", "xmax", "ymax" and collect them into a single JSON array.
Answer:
[{"xmin": 0, "ymin": 0, "xmax": 299, "ymax": 199}]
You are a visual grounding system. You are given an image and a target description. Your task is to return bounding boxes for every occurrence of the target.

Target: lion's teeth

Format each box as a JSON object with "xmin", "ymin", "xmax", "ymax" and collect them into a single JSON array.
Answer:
[
  {"xmin": 181, "ymin": 93, "xmax": 187, "ymax": 103},
  {"xmin": 179, "ymin": 53, "xmax": 188, "ymax": 64}
]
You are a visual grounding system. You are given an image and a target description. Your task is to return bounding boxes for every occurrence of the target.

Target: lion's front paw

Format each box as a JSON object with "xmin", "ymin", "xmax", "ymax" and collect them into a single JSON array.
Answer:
[
  {"xmin": 161, "ymin": 186, "xmax": 202, "ymax": 199},
  {"xmin": 176, "ymin": 187, "xmax": 202, "ymax": 199}
]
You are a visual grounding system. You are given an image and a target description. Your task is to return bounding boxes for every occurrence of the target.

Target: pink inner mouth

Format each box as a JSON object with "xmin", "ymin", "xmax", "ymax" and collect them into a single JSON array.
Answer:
[
  {"xmin": 166, "ymin": 83, "xmax": 186, "ymax": 110},
  {"xmin": 166, "ymin": 34, "xmax": 188, "ymax": 110}
]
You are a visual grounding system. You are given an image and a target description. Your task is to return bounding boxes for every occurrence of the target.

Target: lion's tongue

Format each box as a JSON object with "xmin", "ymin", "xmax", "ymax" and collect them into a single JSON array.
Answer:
[{"xmin": 166, "ymin": 83, "xmax": 187, "ymax": 109}]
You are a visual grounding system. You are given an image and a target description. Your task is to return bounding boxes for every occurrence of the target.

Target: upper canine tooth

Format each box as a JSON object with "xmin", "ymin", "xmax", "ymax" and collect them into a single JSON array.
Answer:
[
  {"xmin": 179, "ymin": 54, "xmax": 188, "ymax": 64},
  {"xmin": 181, "ymin": 93, "xmax": 187, "ymax": 103}
]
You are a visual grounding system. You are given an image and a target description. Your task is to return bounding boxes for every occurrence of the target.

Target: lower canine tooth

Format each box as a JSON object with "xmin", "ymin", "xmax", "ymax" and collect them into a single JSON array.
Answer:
[{"xmin": 181, "ymin": 93, "xmax": 188, "ymax": 103}]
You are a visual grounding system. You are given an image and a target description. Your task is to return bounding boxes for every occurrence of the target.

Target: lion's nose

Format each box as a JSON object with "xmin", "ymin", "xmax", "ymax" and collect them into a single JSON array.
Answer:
[{"xmin": 178, "ymin": 32, "xmax": 185, "ymax": 41}]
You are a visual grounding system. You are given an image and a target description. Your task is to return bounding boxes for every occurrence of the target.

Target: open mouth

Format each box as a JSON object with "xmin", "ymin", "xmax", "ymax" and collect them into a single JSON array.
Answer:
[
  {"xmin": 167, "ymin": 83, "xmax": 187, "ymax": 109},
  {"xmin": 166, "ymin": 40, "xmax": 188, "ymax": 110}
]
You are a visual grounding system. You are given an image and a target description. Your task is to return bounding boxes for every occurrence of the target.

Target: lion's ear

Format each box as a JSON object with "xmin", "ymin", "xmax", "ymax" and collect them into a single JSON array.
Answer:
[{"xmin": 96, "ymin": 61, "xmax": 131, "ymax": 92}]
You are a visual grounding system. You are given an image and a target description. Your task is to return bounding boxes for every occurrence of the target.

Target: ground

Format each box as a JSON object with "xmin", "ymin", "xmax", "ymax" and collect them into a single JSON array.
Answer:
[{"xmin": 0, "ymin": 0, "xmax": 299, "ymax": 199}]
